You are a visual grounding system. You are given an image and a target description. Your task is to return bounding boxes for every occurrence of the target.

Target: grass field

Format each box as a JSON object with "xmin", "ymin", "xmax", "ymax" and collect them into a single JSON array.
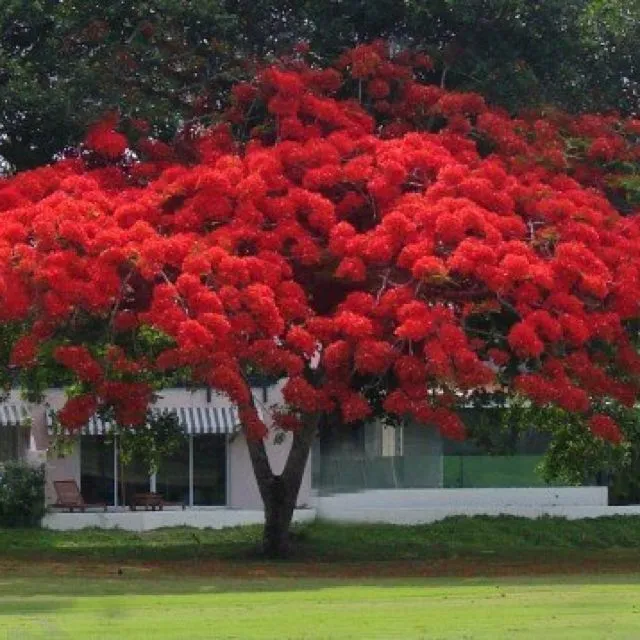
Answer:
[
  {"xmin": 3, "ymin": 516, "xmax": 640, "ymax": 563},
  {"xmin": 1, "ymin": 574, "xmax": 639, "ymax": 639},
  {"xmin": 1, "ymin": 517, "xmax": 640, "ymax": 638}
]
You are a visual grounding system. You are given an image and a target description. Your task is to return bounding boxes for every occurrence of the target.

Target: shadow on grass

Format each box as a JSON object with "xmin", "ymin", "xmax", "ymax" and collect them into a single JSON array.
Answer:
[{"xmin": 2, "ymin": 516, "xmax": 640, "ymax": 565}]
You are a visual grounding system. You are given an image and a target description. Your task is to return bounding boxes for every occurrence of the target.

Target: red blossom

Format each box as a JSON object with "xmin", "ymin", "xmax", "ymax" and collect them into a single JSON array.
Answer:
[
  {"xmin": 53, "ymin": 346, "xmax": 103, "ymax": 383},
  {"xmin": 85, "ymin": 121, "xmax": 128, "ymax": 159},
  {"xmin": 1, "ymin": 40, "xmax": 639, "ymax": 453},
  {"xmin": 9, "ymin": 335, "xmax": 39, "ymax": 367},
  {"xmin": 588, "ymin": 415, "xmax": 623, "ymax": 444},
  {"xmin": 58, "ymin": 394, "xmax": 98, "ymax": 431}
]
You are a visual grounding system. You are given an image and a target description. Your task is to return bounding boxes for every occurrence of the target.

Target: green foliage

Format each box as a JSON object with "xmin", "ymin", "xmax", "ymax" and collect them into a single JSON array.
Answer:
[
  {"xmin": 406, "ymin": 0, "xmax": 639, "ymax": 114},
  {"xmin": 1, "ymin": 0, "xmax": 637, "ymax": 172},
  {"xmin": 501, "ymin": 399, "xmax": 640, "ymax": 504},
  {"xmin": 109, "ymin": 410, "xmax": 187, "ymax": 476},
  {"xmin": 0, "ymin": 0, "xmax": 240, "ymax": 171},
  {"xmin": 0, "ymin": 461, "xmax": 45, "ymax": 528}
]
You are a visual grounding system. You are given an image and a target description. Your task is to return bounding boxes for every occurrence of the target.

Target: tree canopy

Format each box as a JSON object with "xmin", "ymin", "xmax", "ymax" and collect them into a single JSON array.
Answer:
[
  {"xmin": 1, "ymin": 41, "xmax": 639, "ymax": 553},
  {"xmin": 1, "ymin": 0, "xmax": 637, "ymax": 172}
]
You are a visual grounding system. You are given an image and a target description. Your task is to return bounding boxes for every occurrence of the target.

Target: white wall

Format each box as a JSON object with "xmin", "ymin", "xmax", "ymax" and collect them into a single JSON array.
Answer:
[
  {"xmin": 314, "ymin": 503, "xmax": 640, "ymax": 525},
  {"xmin": 41, "ymin": 488, "xmax": 640, "ymax": 531},
  {"xmin": 314, "ymin": 487, "xmax": 615, "ymax": 524},
  {"xmin": 316, "ymin": 487, "xmax": 608, "ymax": 508},
  {"xmin": 43, "ymin": 507, "xmax": 316, "ymax": 532}
]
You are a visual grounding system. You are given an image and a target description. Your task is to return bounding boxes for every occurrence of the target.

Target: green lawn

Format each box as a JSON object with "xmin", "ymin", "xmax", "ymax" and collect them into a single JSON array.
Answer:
[
  {"xmin": 4, "ymin": 516, "xmax": 640, "ymax": 563},
  {"xmin": 0, "ymin": 574, "xmax": 639, "ymax": 639},
  {"xmin": 1, "ymin": 519, "xmax": 640, "ymax": 638}
]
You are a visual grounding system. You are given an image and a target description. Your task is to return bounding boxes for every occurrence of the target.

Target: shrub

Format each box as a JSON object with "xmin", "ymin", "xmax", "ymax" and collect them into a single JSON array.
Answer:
[{"xmin": 0, "ymin": 461, "xmax": 45, "ymax": 527}]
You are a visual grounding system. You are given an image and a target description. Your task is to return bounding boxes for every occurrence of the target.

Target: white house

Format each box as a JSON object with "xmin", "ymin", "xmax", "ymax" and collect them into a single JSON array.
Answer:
[
  {"xmin": 0, "ymin": 384, "xmax": 314, "ymax": 530},
  {"xmin": 3, "ymin": 387, "xmax": 637, "ymax": 530}
]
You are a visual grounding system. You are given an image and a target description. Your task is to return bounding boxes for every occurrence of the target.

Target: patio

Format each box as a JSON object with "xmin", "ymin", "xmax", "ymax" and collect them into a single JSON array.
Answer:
[{"xmin": 42, "ymin": 506, "xmax": 316, "ymax": 532}]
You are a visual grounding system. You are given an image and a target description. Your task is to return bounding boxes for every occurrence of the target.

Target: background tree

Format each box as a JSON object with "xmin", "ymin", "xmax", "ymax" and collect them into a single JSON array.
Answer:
[
  {"xmin": 0, "ymin": 0, "xmax": 240, "ymax": 172},
  {"xmin": 1, "ymin": 1, "xmax": 637, "ymax": 172},
  {"xmin": 500, "ymin": 399, "xmax": 640, "ymax": 505},
  {"xmin": 1, "ymin": 43, "xmax": 639, "ymax": 556},
  {"xmin": 402, "ymin": 0, "xmax": 639, "ymax": 114}
]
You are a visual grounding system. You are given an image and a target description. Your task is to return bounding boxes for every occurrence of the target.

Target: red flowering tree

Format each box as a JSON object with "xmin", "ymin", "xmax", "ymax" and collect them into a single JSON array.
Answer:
[{"xmin": 1, "ymin": 42, "xmax": 639, "ymax": 555}]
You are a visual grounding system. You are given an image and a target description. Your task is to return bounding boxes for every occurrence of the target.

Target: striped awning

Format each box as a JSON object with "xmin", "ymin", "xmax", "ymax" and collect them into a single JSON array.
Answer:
[
  {"xmin": 0, "ymin": 401, "xmax": 30, "ymax": 427},
  {"xmin": 46, "ymin": 405, "xmax": 242, "ymax": 436},
  {"xmin": 44, "ymin": 388, "xmax": 267, "ymax": 436},
  {"xmin": 174, "ymin": 404, "xmax": 240, "ymax": 435}
]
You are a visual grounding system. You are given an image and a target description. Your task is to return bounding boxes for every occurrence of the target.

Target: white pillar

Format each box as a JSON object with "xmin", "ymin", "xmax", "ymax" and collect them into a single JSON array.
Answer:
[
  {"xmin": 188, "ymin": 434, "xmax": 194, "ymax": 507},
  {"xmin": 113, "ymin": 437, "xmax": 119, "ymax": 508}
]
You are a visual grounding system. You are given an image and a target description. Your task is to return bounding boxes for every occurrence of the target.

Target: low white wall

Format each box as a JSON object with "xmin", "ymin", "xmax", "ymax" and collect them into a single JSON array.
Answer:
[
  {"xmin": 313, "ymin": 486, "xmax": 634, "ymax": 524},
  {"xmin": 42, "ymin": 500, "xmax": 640, "ymax": 532},
  {"xmin": 315, "ymin": 504, "xmax": 640, "ymax": 525},
  {"xmin": 42, "ymin": 507, "xmax": 316, "ymax": 532},
  {"xmin": 316, "ymin": 487, "xmax": 608, "ymax": 509}
]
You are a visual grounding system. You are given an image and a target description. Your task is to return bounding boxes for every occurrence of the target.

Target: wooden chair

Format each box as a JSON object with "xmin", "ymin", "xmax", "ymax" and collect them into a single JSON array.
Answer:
[
  {"xmin": 51, "ymin": 480, "xmax": 108, "ymax": 512},
  {"xmin": 129, "ymin": 492, "xmax": 186, "ymax": 511}
]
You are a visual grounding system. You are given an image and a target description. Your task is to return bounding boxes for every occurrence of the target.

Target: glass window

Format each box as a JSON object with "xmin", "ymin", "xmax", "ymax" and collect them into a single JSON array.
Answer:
[
  {"xmin": 80, "ymin": 432, "xmax": 227, "ymax": 507},
  {"xmin": 1, "ymin": 425, "xmax": 18, "ymax": 462},
  {"xmin": 1, "ymin": 424, "xmax": 29, "ymax": 463},
  {"xmin": 118, "ymin": 455, "xmax": 150, "ymax": 507},
  {"xmin": 80, "ymin": 436, "xmax": 115, "ymax": 505},
  {"xmin": 193, "ymin": 435, "xmax": 226, "ymax": 506},
  {"xmin": 156, "ymin": 438, "xmax": 189, "ymax": 504}
]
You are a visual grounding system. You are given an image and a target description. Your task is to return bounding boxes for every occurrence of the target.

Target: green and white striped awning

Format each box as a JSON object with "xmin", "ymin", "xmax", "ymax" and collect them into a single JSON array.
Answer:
[
  {"xmin": 45, "ymin": 404, "xmax": 242, "ymax": 436},
  {"xmin": 43, "ymin": 388, "xmax": 268, "ymax": 436},
  {"xmin": 0, "ymin": 401, "xmax": 30, "ymax": 427},
  {"xmin": 0, "ymin": 391, "xmax": 31, "ymax": 427}
]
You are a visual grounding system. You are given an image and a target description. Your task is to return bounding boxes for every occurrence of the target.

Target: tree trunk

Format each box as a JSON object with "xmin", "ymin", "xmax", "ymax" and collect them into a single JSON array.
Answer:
[
  {"xmin": 246, "ymin": 415, "xmax": 320, "ymax": 558},
  {"xmin": 262, "ymin": 475, "xmax": 297, "ymax": 557}
]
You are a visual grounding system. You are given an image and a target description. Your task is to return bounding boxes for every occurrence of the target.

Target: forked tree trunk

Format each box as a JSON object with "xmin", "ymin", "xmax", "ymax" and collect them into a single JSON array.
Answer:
[{"xmin": 247, "ymin": 416, "xmax": 320, "ymax": 558}]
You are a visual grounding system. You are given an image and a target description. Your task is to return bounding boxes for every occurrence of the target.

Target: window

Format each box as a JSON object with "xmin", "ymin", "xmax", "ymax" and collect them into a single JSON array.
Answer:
[
  {"xmin": 80, "ymin": 436, "xmax": 115, "ymax": 505},
  {"xmin": 193, "ymin": 435, "xmax": 226, "ymax": 506},
  {"xmin": 156, "ymin": 438, "xmax": 189, "ymax": 505},
  {"xmin": 0, "ymin": 424, "xmax": 28, "ymax": 463},
  {"xmin": 119, "ymin": 457, "xmax": 151, "ymax": 507},
  {"xmin": 80, "ymin": 434, "xmax": 227, "ymax": 507}
]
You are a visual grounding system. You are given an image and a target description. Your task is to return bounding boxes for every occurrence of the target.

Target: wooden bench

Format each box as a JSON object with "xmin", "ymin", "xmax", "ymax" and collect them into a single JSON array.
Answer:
[
  {"xmin": 129, "ymin": 492, "xmax": 185, "ymax": 511},
  {"xmin": 51, "ymin": 480, "xmax": 108, "ymax": 512}
]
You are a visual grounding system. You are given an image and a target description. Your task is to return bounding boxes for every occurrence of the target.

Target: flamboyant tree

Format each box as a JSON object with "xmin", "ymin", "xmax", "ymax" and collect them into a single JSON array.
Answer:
[{"xmin": 1, "ymin": 42, "xmax": 639, "ymax": 555}]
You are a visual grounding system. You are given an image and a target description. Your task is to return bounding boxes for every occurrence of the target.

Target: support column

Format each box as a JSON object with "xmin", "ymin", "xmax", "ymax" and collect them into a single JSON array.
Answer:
[
  {"xmin": 113, "ymin": 436, "xmax": 119, "ymax": 508},
  {"xmin": 188, "ymin": 434, "xmax": 194, "ymax": 507}
]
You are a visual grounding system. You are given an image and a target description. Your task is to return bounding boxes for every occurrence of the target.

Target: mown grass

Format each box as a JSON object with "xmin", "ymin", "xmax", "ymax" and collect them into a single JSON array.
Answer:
[
  {"xmin": 1, "ymin": 516, "xmax": 640, "ymax": 563},
  {"xmin": 2, "ymin": 519, "xmax": 640, "ymax": 638},
  {"xmin": 1, "ymin": 573, "xmax": 640, "ymax": 639}
]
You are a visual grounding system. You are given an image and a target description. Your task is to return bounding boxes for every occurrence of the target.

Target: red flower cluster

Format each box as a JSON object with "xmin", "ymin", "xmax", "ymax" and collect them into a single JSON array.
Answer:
[
  {"xmin": 53, "ymin": 346, "xmax": 103, "ymax": 384},
  {"xmin": 588, "ymin": 415, "xmax": 623, "ymax": 445},
  {"xmin": 85, "ymin": 115, "xmax": 128, "ymax": 159},
  {"xmin": 57, "ymin": 394, "xmax": 98, "ymax": 431}
]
